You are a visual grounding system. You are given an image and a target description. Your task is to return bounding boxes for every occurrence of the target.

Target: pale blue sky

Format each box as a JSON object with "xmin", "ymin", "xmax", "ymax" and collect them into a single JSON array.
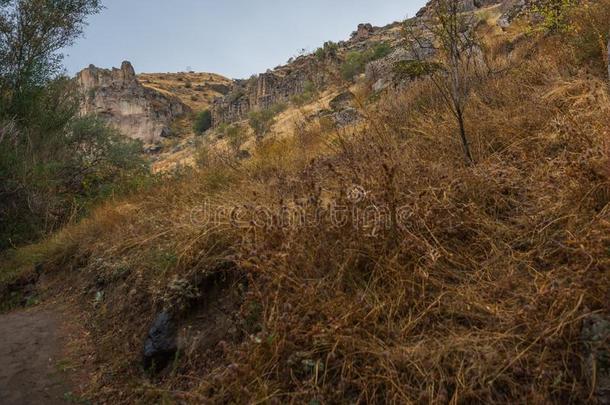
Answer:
[{"xmin": 63, "ymin": 0, "xmax": 427, "ymax": 79}]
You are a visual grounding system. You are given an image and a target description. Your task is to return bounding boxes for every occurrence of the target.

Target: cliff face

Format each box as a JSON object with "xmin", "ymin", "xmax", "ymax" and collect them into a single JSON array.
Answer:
[
  {"xmin": 211, "ymin": 58, "xmax": 320, "ymax": 126},
  {"xmin": 210, "ymin": 0, "xmax": 522, "ymax": 128},
  {"xmin": 77, "ymin": 61, "xmax": 190, "ymax": 144}
]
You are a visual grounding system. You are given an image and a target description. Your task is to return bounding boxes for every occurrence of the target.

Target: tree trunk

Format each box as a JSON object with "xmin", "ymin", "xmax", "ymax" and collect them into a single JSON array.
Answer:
[{"xmin": 457, "ymin": 110, "xmax": 474, "ymax": 164}]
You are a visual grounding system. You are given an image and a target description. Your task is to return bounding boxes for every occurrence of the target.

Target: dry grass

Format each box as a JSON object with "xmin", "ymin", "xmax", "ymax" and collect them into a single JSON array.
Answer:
[
  {"xmin": 138, "ymin": 72, "xmax": 231, "ymax": 112},
  {"xmin": 2, "ymin": 7, "xmax": 609, "ymax": 404}
]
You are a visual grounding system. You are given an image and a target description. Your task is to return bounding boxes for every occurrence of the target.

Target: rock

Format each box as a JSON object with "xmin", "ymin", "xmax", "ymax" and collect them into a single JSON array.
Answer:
[
  {"xmin": 207, "ymin": 83, "xmax": 232, "ymax": 95},
  {"xmin": 143, "ymin": 311, "xmax": 177, "ymax": 372},
  {"xmin": 372, "ymin": 79, "xmax": 388, "ymax": 92},
  {"xmin": 144, "ymin": 145, "xmax": 162, "ymax": 154},
  {"xmin": 582, "ymin": 314, "xmax": 610, "ymax": 404},
  {"xmin": 211, "ymin": 61, "xmax": 313, "ymax": 126},
  {"xmin": 350, "ymin": 23, "xmax": 375, "ymax": 42},
  {"xmin": 236, "ymin": 149, "xmax": 251, "ymax": 160},
  {"xmin": 333, "ymin": 108, "xmax": 361, "ymax": 128},
  {"xmin": 329, "ymin": 91, "xmax": 355, "ymax": 112},
  {"xmin": 76, "ymin": 61, "xmax": 190, "ymax": 144}
]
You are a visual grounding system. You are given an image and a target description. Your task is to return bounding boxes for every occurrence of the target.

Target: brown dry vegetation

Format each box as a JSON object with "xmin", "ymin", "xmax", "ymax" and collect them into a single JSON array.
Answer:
[
  {"xmin": 1, "ymin": 4, "xmax": 609, "ymax": 404},
  {"xmin": 138, "ymin": 71, "xmax": 232, "ymax": 111}
]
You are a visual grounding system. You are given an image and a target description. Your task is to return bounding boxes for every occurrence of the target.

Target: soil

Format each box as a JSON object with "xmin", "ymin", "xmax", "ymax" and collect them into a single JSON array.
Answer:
[{"xmin": 0, "ymin": 309, "xmax": 72, "ymax": 405}]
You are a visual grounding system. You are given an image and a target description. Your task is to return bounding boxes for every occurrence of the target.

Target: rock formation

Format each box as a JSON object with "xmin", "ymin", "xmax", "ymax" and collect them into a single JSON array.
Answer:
[
  {"xmin": 350, "ymin": 23, "xmax": 376, "ymax": 42},
  {"xmin": 77, "ymin": 61, "xmax": 190, "ymax": 144},
  {"xmin": 211, "ymin": 58, "xmax": 316, "ymax": 126}
]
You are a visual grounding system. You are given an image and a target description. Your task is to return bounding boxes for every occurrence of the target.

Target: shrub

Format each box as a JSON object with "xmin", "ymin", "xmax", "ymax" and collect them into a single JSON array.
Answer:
[
  {"xmin": 529, "ymin": 0, "xmax": 578, "ymax": 34},
  {"xmin": 291, "ymin": 81, "xmax": 317, "ymax": 106},
  {"xmin": 393, "ymin": 60, "xmax": 443, "ymax": 81},
  {"xmin": 248, "ymin": 103, "xmax": 286, "ymax": 139},
  {"xmin": 341, "ymin": 42, "xmax": 393, "ymax": 81},
  {"xmin": 568, "ymin": 0, "xmax": 610, "ymax": 73},
  {"xmin": 193, "ymin": 110, "xmax": 212, "ymax": 134},
  {"xmin": 0, "ymin": 115, "xmax": 147, "ymax": 249},
  {"xmin": 314, "ymin": 41, "xmax": 339, "ymax": 61},
  {"xmin": 225, "ymin": 125, "xmax": 247, "ymax": 153}
]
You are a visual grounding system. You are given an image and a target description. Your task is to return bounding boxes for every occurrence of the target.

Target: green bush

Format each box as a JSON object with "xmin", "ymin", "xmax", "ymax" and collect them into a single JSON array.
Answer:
[
  {"xmin": 0, "ymin": 0, "xmax": 149, "ymax": 250},
  {"xmin": 529, "ymin": 0, "xmax": 577, "ymax": 34},
  {"xmin": 315, "ymin": 41, "xmax": 339, "ymax": 61},
  {"xmin": 291, "ymin": 81, "xmax": 318, "ymax": 106},
  {"xmin": 393, "ymin": 60, "xmax": 443, "ymax": 81},
  {"xmin": 340, "ymin": 42, "xmax": 393, "ymax": 81},
  {"xmin": 0, "ymin": 114, "xmax": 147, "ymax": 250},
  {"xmin": 193, "ymin": 110, "xmax": 212, "ymax": 134},
  {"xmin": 226, "ymin": 125, "xmax": 247, "ymax": 153}
]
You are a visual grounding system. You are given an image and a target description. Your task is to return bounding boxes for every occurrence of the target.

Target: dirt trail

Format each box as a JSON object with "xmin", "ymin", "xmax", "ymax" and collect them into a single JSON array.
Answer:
[{"xmin": 0, "ymin": 309, "xmax": 71, "ymax": 405}]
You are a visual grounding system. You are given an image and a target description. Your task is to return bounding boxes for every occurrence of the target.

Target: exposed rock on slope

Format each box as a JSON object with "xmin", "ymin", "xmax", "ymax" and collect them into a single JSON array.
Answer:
[
  {"xmin": 211, "ymin": 59, "xmax": 318, "ymax": 126},
  {"xmin": 77, "ymin": 61, "xmax": 190, "ymax": 144},
  {"xmin": 210, "ymin": 23, "xmax": 403, "ymax": 127}
]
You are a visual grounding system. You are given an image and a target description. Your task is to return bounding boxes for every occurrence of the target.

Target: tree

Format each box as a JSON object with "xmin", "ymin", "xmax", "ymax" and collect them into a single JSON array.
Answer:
[
  {"xmin": 0, "ymin": 1, "xmax": 151, "ymax": 250},
  {"xmin": 193, "ymin": 110, "xmax": 212, "ymax": 134},
  {"xmin": 0, "ymin": 0, "xmax": 102, "ymax": 117},
  {"xmin": 403, "ymin": 0, "xmax": 480, "ymax": 164}
]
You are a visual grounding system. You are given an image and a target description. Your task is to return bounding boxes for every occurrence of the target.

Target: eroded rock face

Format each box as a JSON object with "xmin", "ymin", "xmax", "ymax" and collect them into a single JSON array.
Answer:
[
  {"xmin": 350, "ymin": 23, "xmax": 376, "ymax": 42},
  {"xmin": 211, "ymin": 60, "xmax": 314, "ymax": 126},
  {"xmin": 77, "ymin": 61, "xmax": 190, "ymax": 144}
]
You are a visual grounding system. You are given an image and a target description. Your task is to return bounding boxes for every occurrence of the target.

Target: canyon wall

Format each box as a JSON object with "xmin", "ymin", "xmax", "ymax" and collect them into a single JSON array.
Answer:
[{"xmin": 77, "ymin": 61, "xmax": 190, "ymax": 144}]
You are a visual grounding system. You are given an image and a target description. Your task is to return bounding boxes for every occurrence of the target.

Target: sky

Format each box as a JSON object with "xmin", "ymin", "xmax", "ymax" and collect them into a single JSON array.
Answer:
[{"xmin": 63, "ymin": 0, "xmax": 427, "ymax": 79}]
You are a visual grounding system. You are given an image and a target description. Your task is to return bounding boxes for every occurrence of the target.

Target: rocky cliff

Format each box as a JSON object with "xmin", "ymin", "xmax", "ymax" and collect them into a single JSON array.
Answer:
[
  {"xmin": 209, "ymin": 0, "xmax": 530, "ymax": 128},
  {"xmin": 77, "ymin": 61, "xmax": 190, "ymax": 144}
]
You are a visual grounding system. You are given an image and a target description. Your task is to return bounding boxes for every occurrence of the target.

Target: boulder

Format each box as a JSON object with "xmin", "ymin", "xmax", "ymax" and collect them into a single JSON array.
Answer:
[
  {"xmin": 329, "ymin": 91, "xmax": 355, "ymax": 112},
  {"xmin": 582, "ymin": 314, "xmax": 610, "ymax": 404},
  {"xmin": 143, "ymin": 311, "xmax": 177, "ymax": 372},
  {"xmin": 350, "ymin": 23, "xmax": 375, "ymax": 42},
  {"xmin": 333, "ymin": 108, "xmax": 361, "ymax": 128}
]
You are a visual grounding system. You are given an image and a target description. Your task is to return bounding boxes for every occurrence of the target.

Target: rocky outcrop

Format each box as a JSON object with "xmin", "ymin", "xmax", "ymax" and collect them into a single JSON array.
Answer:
[
  {"xmin": 350, "ymin": 23, "xmax": 376, "ymax": 42},
  {"xmin": 77, "ymin": 61, "xmax": 190, "ymax": 144},
  {"xmin": 211, "ymin": 59, "xmax": 315, "ymax": 126}
]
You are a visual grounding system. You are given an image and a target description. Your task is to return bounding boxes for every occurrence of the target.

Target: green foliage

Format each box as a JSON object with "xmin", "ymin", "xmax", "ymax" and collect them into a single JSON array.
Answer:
[
  {"xmin": 215, "ymin": 123, "xmax": 247, "ymax": 153},
  {"xmin": 340, "ymin": 42, "xmax": 393, "ymax": 81},
  {"xmin": 529, "ymin": 0, "xmax": 577, "ymax": 34},
  {"xmin": 0, "ymin": 0, "xmax": 102, "ymax": 115},
  {"xmin": 314, "ymin": 41, "xmax": 339, "ymax": 61},
  {"xmin": 249, "ymin": 103, "xmax": 286, "ymax": 139},
  {"xmin": 0, "ymin": 114, "xmax": 148, "ymax": 249},
  {"xmin": 0, "ymin": 0, "xmax": 146, "ymax": 250},
  {"xmin": 393, "ymin": 60, "xmax": 443, "ymax": 81},
  {"xmin": 291, "ymin": 81, "xmax": 317, "ymax": 106},
  {"xmin": 193, "ymin": 110, "xmax": 212, "ymax": 134},
  {"xmin": 568, "ymin": 0, "xmax": 610, "ymax": 72},
  {"xmin": 225, "ymin": 125, "xmax": 247, "ymax": 153}
]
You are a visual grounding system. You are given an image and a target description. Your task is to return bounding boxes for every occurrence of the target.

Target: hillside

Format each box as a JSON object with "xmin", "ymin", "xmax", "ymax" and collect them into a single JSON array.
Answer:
[
  {"xmin": 138, "ymin": 71, "xmax": 232, "ymax": 112},
  {"xmin": 1, "ymin": 0, "xmax": 609, "ymax": 404}
]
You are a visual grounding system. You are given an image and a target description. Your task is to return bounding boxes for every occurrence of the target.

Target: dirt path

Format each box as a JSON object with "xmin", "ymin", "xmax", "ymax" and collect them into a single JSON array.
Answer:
[{"xmin": 0, "ymin": 309, "xmax": 72, "ymax": 405}]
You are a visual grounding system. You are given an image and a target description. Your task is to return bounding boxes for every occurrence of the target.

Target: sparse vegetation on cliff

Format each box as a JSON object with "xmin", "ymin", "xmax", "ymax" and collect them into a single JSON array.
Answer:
[
  {"xmin": 192, "ymin": 110, "xmax": 212, "ymax": 134},
  {"xmin": 248, "ymin": 103, "xmax": 286, "ymax": 140},
  {"xmin": 340, "ymin": 42, "xmax": 392, "ymax": 81}
]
